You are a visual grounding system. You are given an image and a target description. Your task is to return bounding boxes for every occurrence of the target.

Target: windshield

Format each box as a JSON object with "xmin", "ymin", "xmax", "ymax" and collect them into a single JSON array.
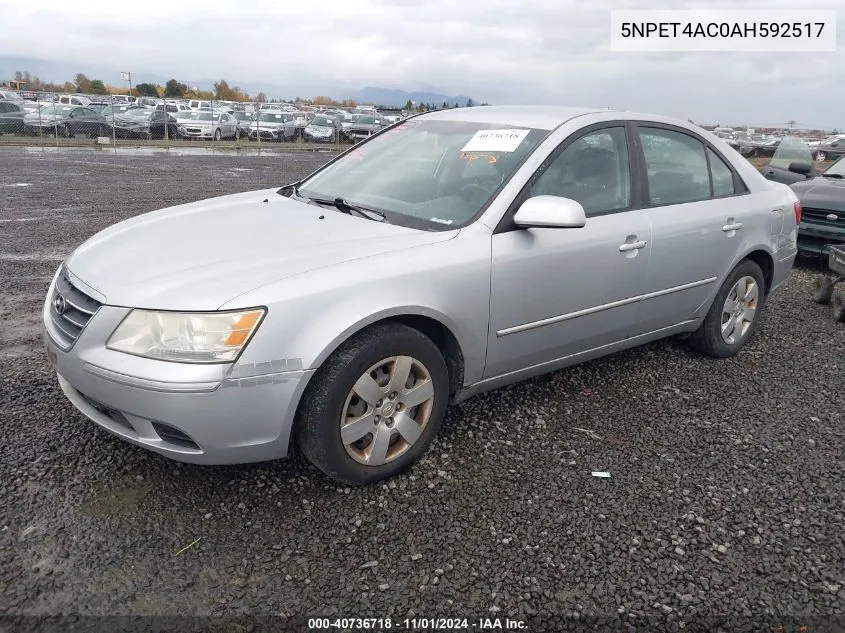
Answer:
[
  {"xmin": 234, "ymin": 112, "xmax": 252, "ymax": 120},
  {"xmin": 192, "ymin": 112, "xmax": 214, "ymax": 121},
  {"xmin": 823, "ymin": 156, "xmax": 845, "ymax": 177},
  {"xmin": 821, "ymin": 136, "xmax": 844, "ymax": 145},
  {"xmin": 297, "ymin": 119, "xmax": 549, "ymax": 230},
  {"xmin": 311, "ymin": 117, "xmax": 335, "ymax": 127},
  {"xmin": 769, "ymin": 136, "xmax": 811, "ymax": 169},
  {"xmin": 259, "ymin": 113, "xmax": 285, "ymax": 122}
]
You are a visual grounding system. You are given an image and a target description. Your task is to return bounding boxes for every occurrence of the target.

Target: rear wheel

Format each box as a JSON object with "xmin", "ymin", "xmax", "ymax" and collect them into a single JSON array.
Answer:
[
  {"xmin": 214, "ymin": 128, "xmax": 222, "ymax": 141},
  {"xmin": 295, "ymin": 323, "xmax": 449, "ymax": 485},
  {"xmin": 813, "ymin": 274, "xmax": 834, "ymax": 304},
  {"xmin": 688, "ymin": 259, "xmax": 765, "ymax": 358}
]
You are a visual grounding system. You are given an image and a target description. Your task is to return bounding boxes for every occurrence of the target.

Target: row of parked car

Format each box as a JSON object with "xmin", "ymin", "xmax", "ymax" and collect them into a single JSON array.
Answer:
[
  {"xmin": 712, "ymin": 127, "xmax": 845, "ymax": 162},
  {"xmin": 0, "ymin": 91, "xmax": 401, "ymax": 143}
]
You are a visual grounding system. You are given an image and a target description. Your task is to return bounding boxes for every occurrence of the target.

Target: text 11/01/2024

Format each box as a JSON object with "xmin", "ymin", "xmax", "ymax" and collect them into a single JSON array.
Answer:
[{"xmin": 307, "ymin": 617, "xmax": 528, "ymax": 630}]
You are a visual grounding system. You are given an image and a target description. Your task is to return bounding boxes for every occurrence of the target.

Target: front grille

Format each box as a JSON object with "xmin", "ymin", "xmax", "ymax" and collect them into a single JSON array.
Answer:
[
  {"xmin": 803, "ymin": 207, "xmax": 845, "ymax": 227},
  {"xmin": 185, "ymin": 127, "xmax": 204, "ymax": 134},
  {"xmin": 48, "ymin": 267, "xmax": 102, "ymax": 350}
]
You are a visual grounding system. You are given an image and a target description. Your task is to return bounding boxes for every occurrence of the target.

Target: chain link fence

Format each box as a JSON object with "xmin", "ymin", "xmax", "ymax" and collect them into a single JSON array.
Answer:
[{"xmin": 0, "ymin": 91, "xmax": 397, "ymax": 152}]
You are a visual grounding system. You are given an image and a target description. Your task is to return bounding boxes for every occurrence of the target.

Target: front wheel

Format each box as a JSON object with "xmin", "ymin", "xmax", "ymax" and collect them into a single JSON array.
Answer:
[
  {"xmin": 816, "ymin": 151, "xmax": 827, "ymax": 162},
  {"xmin": 688, "ymin": 259, "xmax": 766, "ymax": 358},
  {"xmin": 295, "ymin": 323, "xmax": 450, "ymax": 485},
  {"xmin": 234, "ymin": 128, "xmax": 241, "ymax": 140},
  {"xmin": 214, "ymin": 128, "xmax": 222, "ymax": 141}
]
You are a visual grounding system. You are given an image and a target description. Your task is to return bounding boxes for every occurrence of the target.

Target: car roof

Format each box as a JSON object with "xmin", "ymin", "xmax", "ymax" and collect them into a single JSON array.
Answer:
[{"xmin": 422, "ymin": 105, "xmax": 622, "ymax": 130}]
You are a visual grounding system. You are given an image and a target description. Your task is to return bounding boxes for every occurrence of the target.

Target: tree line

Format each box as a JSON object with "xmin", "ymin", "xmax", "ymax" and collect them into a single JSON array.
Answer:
[{"xmin": 6, "ymin": 70, "xmax": 485, "ymax": 111}]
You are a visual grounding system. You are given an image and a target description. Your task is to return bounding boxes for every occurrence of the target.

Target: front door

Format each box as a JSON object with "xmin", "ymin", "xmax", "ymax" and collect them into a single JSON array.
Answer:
[{"xmin": 485, "ymin": 124, "xmax": 652, "ymax": 379}]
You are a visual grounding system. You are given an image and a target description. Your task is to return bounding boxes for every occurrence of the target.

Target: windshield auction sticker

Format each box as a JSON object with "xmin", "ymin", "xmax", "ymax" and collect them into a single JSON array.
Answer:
[
  {"xmin": 610, "ymin": 9, "xmax": 836, "ymax": 52},
  {"xmin": 461, "ymin": 129, "xmax": 530, "ymax": 153}
]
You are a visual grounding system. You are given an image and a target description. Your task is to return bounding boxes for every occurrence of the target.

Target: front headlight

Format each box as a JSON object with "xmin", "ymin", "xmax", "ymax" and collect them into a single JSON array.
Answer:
[{"xmin": 107, "ymin": 308, "xmax": 265, "ymax": 363}]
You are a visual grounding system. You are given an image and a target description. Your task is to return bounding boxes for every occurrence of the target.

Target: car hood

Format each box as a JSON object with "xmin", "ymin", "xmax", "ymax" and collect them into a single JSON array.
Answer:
[
  {"xmin": 65, "ymin": 188, "xmax": 457, "ymax": 310},
  {"xmin": 790, "ymin": 177, "xmax": 845, "ymax": 212}
]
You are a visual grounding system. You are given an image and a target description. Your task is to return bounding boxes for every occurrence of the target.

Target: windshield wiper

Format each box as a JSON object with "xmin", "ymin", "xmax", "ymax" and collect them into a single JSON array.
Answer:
[
  {"xmin": 305, "ymin": 196, "xmax": 386, "ymax": 222},
  {"xmin": 821, "ymin": 172, "xmax": 844, "ymax": 178}
]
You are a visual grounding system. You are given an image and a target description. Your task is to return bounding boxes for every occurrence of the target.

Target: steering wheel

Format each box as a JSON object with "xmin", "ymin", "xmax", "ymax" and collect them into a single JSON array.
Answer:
[{"xmin": 459, "ymin": 181, "xmax": 497, "ymax": 201}]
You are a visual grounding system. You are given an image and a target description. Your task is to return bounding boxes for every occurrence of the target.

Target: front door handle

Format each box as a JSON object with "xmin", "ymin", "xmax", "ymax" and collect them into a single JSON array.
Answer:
[
  {"xmin": 619, "ymin": 240, "xmax": 648, "ymax": 252},
  {"xmin": 722, "ymin": 222, "xmax": 743, "ymax": 232}
]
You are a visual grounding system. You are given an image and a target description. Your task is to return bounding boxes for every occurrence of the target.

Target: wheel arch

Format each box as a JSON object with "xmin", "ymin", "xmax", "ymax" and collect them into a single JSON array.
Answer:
[
  {"xmin": 741, "ymin": 248, "xmax": 775, "ymax": 296},
  {"xmin": 694, "ymin": 246, "xmax": 776, "ymax": 317},
  {"xmin": 307, "ymin": 309, "xmax": 467, "ymax": 398}
]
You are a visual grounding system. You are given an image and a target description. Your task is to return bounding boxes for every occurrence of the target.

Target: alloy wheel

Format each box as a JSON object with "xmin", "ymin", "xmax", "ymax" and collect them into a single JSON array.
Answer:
[{"xmin": 721, "ymin": 275, "xmax": 759, "ymax": 344}]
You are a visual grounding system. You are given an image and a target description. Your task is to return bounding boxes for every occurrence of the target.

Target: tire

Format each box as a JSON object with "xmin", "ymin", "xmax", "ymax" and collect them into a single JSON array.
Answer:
[
  {"xmin": 61, "ymin": 124, "xmax": 72, "ymax": 138},
  {"xmin": 295, "ymin": 323, "xmax": 450, "ymax": 485},
  {"xmin": 817, "ymin": 152, "xmax": 827, "ymax": 162},
  {"xmin": 688, "ymin": 259, "xmax": 766, "ymax": 358},
  {"xmin": 214, "ymin": 128, "xmax": 222, "ymax": 141},
  {"xmin": 813, "ymin": 274, "xmax": 834, "ymax": 304},
  {"xmin": 833, "ymin": 288, "xmax": 845, "ymax": 323},
  {"xmin": 234, "ymin": 128, "xmax": 241, "ymax": 140}
]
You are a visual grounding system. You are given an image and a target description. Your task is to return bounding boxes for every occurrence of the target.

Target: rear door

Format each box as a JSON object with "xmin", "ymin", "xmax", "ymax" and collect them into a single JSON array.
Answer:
[{"xmin": 629, "ymin": 124, "xmax": 758, "ymax": 335}]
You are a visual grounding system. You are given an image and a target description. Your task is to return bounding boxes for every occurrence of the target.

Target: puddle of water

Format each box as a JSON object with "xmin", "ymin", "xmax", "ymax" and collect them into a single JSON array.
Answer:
[
  {"xmin": 0, "ymin": 252, "xmax": 66, "ymax": 261},
  {"xmin": 0, "ymin": 216, "xmax": 84, "ymax": 224},
  {"xmin": 20, "ymin": 145, "xmax": 337, "ymax": 157}
]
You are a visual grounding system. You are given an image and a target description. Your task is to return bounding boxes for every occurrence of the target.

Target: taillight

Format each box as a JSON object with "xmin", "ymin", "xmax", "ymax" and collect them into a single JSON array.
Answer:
[{"xmin": 794, "ymin": 201, "xmax": 802, "ymax": 225}]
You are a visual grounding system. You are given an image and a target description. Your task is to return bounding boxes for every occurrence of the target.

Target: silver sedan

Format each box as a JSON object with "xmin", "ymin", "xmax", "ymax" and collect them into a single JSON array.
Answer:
[{"xmin": 43, "ymin": 106, "xmax": 799, "ymax": 484}]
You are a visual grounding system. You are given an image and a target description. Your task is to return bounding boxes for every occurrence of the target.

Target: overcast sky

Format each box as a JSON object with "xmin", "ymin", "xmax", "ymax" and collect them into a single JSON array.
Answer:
[{"xmin": 2, "ymin": 0, "xmax": 843, "ymax": 128}]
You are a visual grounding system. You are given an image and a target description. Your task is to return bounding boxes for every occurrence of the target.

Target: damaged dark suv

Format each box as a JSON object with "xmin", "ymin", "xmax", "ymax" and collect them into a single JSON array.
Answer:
[{"xmin": 761, "ymin": 137, "xmax": 845, "ymax": 255}]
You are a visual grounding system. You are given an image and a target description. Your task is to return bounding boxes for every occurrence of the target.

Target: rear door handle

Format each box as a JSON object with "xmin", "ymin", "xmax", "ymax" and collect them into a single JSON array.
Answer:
[
  {"xmin": 722, "ymin": 222, "xmax": 743, "ymax": 232},
  {"xmin": 619, "ymin": 240, "xmax": 648, "ymax": 252}
]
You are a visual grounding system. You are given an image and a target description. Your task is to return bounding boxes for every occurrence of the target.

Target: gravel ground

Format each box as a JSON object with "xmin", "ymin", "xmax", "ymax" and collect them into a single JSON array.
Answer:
[{"xmin": 2, "ymin": 148, "xmax": 845, "ymax": 631}]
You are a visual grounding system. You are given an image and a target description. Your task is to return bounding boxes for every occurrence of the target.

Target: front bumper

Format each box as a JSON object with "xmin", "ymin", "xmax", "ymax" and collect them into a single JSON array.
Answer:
[
  {"xmin": 180, "ymin": 127, "xmax": 214, "ymax": 138},
  {"xmin": 42, "ymin": 270, "xmax": 313, "ymax": 465},
  {"xmin": 248, "ymin": 129, "xmax": 280, "ymax": 141},
  {"xmin": 304, "ymin": 131, "xmax": 334, "ymax": 142},
  {"xmin": 797, "ymin": 221, "xmax": 845, "ymax": 255}
]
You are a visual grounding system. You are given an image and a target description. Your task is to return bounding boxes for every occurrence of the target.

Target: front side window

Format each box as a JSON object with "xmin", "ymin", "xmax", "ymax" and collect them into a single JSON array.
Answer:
[
  {"xmin": 639, "ymin": 127, "xmax": 711, "ymax": 205},
  {"xmin": 528, "ymin": 127, "xmax": 631, "ymax": 216},
  {"xmin": 297, "ymin": 119, "xmax": 549, "ymax": 230}
]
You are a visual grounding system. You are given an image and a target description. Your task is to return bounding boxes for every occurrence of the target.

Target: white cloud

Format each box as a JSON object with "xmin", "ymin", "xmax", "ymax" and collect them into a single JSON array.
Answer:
[{"xmin": 1, "ymin": 0, "xmax": 843, "ymax": 127}]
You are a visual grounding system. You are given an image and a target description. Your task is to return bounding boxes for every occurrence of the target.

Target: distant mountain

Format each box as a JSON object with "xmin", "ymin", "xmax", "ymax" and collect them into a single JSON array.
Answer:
[
  {"xmin": 0, "ymin": 57, "xmax": 476, "ymax": 106},
  {"xmin": 354, "ymin": 86, "xmax": 472, "ymax": 107}
]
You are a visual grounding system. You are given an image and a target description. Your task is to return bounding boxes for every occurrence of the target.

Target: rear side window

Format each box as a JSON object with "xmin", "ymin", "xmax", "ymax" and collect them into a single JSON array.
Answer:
[
  {"xmin": 708, "ymin": 148, "xmax": 736, "ymax": 196},
  {"xmin": 638, "ymin": 127, "xmax": 711, "ymax": 205}
]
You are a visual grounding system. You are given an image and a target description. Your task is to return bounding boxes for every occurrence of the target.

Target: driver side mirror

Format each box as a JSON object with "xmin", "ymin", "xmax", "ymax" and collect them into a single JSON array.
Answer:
[
  {"xmin": 513, "ymin": 195, "xmax": 587, "ymax": 229},
  {"xmin": 788, "ymin": 161, "xmax": 813, "ymax": 175}
]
